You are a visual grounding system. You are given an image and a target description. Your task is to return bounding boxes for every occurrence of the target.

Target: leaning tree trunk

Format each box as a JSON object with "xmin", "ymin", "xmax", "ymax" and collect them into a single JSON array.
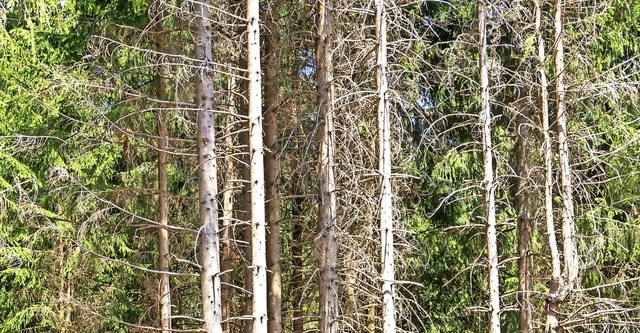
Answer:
[
  {"xmin": 375, "ymin": 0, "xmax": 396, "ymax": 331},
  {"xmin": 247, "ymin": 0, "xmax": 268, "ymax": 329},
  {"xmin": 153, "ymin": 3, "xmax": 172, "ymax": 331},
  {"xmin": 194, "ymin": 1, "xmax": 223, "ymax": 332},
  {"xmin": 478, "ymin": 0, "xmax": 500, "ymax": 331},
  {"xmin": 264, "ymin": 2, "xmax": 283, "ymax": 332},
  {"xmin": 315, "ymin": 0, "xmax": 339, "ymax": 331}
]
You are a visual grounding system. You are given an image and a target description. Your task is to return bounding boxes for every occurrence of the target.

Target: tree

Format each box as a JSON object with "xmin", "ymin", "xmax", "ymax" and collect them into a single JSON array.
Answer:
[
  {"xmin": 152, "ymin": 3, "xmax": 172, "ymax": 330},
  {"xmin": 376, "ymin": 0, "xmax": 396, "ymax": 331},
  {"xmin": 194, "ymin": 0, "xmax": 223, "ymax": 331},
  {"xmin": 246, "ymin": 0, "xmax": 269, "ymax": 328},
  {"xmin": 263, "ymin": 0, "xmax": 283, "ymax": 331},
  {"xmin": 478, "ymin": 0, "xmax": 500, "ymax": 330},
  {"xmin": 315, "ymin": 0, "xmax": 339, "ymax": 330}
]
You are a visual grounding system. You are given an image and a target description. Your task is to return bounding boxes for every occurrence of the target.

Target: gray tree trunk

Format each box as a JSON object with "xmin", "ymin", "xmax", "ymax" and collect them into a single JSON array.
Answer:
[
  {"xmin": 194, "ymin": 0, "xmax": 223, "ymax": 331},
  {"xmin": 315, "ymin": 0, "xmax": 339, "ymax": 331}
]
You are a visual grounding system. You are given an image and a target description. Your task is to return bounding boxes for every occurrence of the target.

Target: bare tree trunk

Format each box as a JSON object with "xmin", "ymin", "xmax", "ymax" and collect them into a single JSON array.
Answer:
[
  {"xmin": 478, "ymin": 0, "xmax": 500, "ymax": 331},
  {"xmin": 291, "ymin": 210, "xmax": 306, "ymax": 333},
  {"xmin": 545, "ymin": 0, "xmax": 578, "ymax": 330},
  {"xmin": 515, "ymin": 106, "xmax": 532, "ymax": 333},
  {"xmin": 263, "ymin": 4, "xmax": 282, "ymax": 332},
  {"xmin": 239, "ymin": 58, "xmax": 253, "ymax": 333},
  {"xmin": 221, "ymin": 76, "xmax": 237, "ymax": 333},
  {"xmin": 247, "ymin": 0, "xmax": 268, "ymax": 329},
  {"xmin": 376, "ymin": 0, "xmax": 395, "ymax": 331},
  {"xmin": 554, "ymin": 0, "xmax": 578, "ymax": 292},
  {"xmin": 315, "ymin": 0, "xmax": 339, "ymax": 331},
  {"xmin": 536, "ymin": 0, "xmax": 562, "ymax": 329},
  {"xmin": 194, "ymin": 1, "xmax": 223, "ymax": 332},
  {"xmin": 154, "ymin": 4, "xmax": 171, "ymax": 331}
]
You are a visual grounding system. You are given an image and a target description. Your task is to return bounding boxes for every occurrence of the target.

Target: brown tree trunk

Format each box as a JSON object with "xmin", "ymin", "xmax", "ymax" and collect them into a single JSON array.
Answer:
[
  {"xmin": 194, "ymin": 1, "xmax": 223, "ymax": 331},
  {"xmin": 221, "ymin": 77, "xmax": 237, "ymax": 333},
  {"xmin": 263, "ymin": 3, "xmax": 282, "ymax": 332},
  {"xmin": 154, "ymin": 4, "xmax": 172, "ymax": 331},
  {"xmin": 315, "ymin": 0, "xmax": 339, "ymax": 331}
]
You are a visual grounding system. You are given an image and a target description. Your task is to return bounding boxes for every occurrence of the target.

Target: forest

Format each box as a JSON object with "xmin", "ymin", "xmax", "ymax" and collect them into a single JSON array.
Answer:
[{"xmin": 1, "ymin": 0, "xmax": 640, "ymax": 332}]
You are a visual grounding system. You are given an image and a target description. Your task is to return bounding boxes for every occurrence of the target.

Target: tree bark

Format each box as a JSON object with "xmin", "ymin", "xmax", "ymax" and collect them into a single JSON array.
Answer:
[
  {"xmin": 376, "ymin": 0, "xmax": 395, "ymax": 331},
  {"xmin": 247, "ymin": 0, "xmax": 268, "ymax": 329},
  {"xmin": 194, "ymin": 1, "xmax": 223, "ymax": 332},
  {"xmin": 515, "ymin": 106, "xmax": 532, "ymax": 333},
  {"xmin": 478, "ymin": 0, "xmax": 500, "ymax": 331},
  {"xmin": 263, "ymin": 3, "xmax": 282, "ymax": 332},
  {"xmin": 536, "ymin": 0, "xmax": 562, "ymax": 330},
  {"xmin": 546, "ymin": 0, "xmax": 578, "ymax": 329},
  {"xmin": 315, "ymin": 0, "xmax": 339, "ymax": 331},
  {"xmin": 154, "ymin": 4, "xmax": 171, "ymax": 331},
  {"xmin": 221, "ymin": 76, "xmax": 237, "ymax": 333}
]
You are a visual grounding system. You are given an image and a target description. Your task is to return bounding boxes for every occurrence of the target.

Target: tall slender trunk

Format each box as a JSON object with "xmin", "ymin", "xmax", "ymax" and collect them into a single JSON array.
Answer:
[
  {"xmin": 315, "ymin": 0, "xmax": 339, "ymax": 331},
  {"xmin": 246, "ymin": 0, "xmax": 268, "ymax": 329},
  {"xmin": 263, "ymin": 3, "xmax": 282, "ymax": 332},
  {"xmin": 376, "ymin": 0, "xmax": 395, "ymax": 331},
  {"xmin": 154, "ymin": 5, "xmax": 171, "ymax": 332},
  {"xmin": 221, "ymin": 76, "xmax": 237, "ymax": 333},
  {"xmin": 239, "ymin": 53, "xmax": 253, "ymax": 333},
  {"xmin": 545, "ymin": 0, "xmax": 578, "ymax": 330},
  {"xmin": 554, "ymin": 0, "xmax": 578, "ymax": 292},
  {"xmin": 194, "ymin": 1, "xmax": 223, "ymax": 332},
  {"xmin": 515, "ymin": 105, "xmax": 532, "ymax": 333},
  {"xmin": 537, "ymin": 0, "xmax": 562, "ymax": 330},
  {"xmin": 478, "ymin": 0, "xmax": 500, "ymax": 331}
]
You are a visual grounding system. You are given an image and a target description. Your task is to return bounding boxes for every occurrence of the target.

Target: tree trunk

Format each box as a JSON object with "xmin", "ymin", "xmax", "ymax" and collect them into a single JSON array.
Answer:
[
  {"xmin": 315, "ymin": 0, "xmax": 339, "ymax": 331},
  {"xmin": 545, "ymin": 0, "xmax": 578, "ymax": 329},
  {"xmin": 194, "ymin": 1, "xmax": 223, "ymax": 332},
  {"xmin": 221, "ymin": 76, "xmax": 237, "ymax": 333},
  {"xmin": 515, "ymin": 106, "xmax": 532, "ymax": 333},
  {"xmin": 154, "ymin": 5, "xmax": 171, "ymax": 331},
  {"xmin": 376, "ymin": 0, "xmax": 395, "ymax": 331},
  {"xmin": 537, "ymin": 0, "xmax": 562, "ymax": 329},
  {"xmin": 263, "ymin": 3, "xmax": 282, "ymax": 332},
  {"xmin": 478, "ymin": 0, "xmax": 500, "ymax": 331},
  {"xmin": 247, "ymin": 0, "xmax": 268, "ymax": 329}
]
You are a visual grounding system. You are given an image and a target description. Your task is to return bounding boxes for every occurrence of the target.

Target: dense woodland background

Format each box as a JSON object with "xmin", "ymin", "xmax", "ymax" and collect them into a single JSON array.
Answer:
[{"xmin": 1, "ymin": 0, "xmax": 640, "ymax": 332}]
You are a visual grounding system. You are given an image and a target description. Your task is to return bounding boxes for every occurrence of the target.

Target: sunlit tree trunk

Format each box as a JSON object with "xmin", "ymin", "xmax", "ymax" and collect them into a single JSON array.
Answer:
[
  {"xmin": 263, "ymin": 3, "xmax": 282, "ymax": 332},
  {"xmin": 537, "ymin": 0, "xmax": 562, "ymax": 330},
  {"xmin": 153, "ymin": 5, "xmax": 172, "ymax": 331},
  {"xmin": 546, "ymin": 0, "xmax": 578, "ymax": 330},
  {"xmin": 315, "ymin": 0, "xmax": 339, "ymax": 331},
  {"xmin": 194, "ymin": 1, "xmax": 223, "ymax": 332},
  {"xmin": 478, "ymin": 0, "xmax": 500, "ymax": 331},
  {"xmin": 247, "ymin": 0, "xmax": 268, "ymax": 329},
  {"xmin": 376, "ymin": 0, "xmax": 395, "ymax": 331}
]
